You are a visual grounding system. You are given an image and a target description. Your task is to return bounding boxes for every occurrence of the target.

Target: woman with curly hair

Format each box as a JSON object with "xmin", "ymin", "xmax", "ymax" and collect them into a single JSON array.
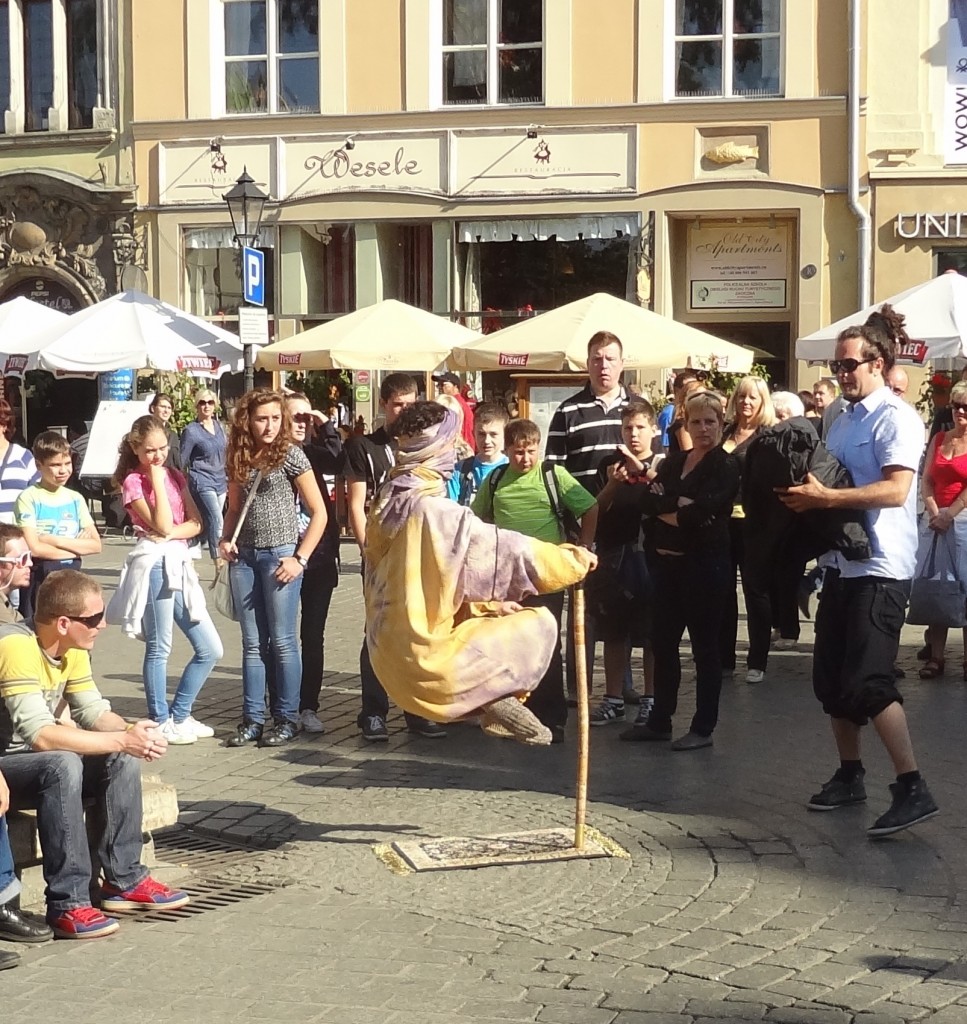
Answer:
[{"xmin": 218, "ymin": 390, "xmax": 328, "ymax": 747}]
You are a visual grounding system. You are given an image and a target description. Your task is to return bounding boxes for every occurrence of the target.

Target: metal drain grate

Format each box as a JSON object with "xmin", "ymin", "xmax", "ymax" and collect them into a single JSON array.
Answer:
[
  {"xmin": 152, "ymin": 826, "xmax": 260, "ymax": 873},
  {"xmin": 136, "ymin": 878, "xmax": 279, "ymax": 921}
]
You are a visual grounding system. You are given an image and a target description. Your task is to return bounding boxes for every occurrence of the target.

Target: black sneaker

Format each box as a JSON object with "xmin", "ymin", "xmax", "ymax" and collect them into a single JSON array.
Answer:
[
  {"xmin": 590, "ymin": 699, "xmax": 625, "ymax": 726},
  {"xmin": 226, "ymin": 720, "xmax": 263, "ymax": 747},
  {"xmin": 361, "ymin": 715, "xmax": 389, "ymax": 742},
  {"xmin": 807, "ymin": 770, "xmax": 867, "ymax": 811},
  {"xmin": 619, "ymin": 722, "xmax": 672, "ymax": 742},
  {"xmin": 867, "ymin": 780, "xmax": 939, "ymax": 838},
  {"xmin": 260, "ymin": 720, "xmax": 299, "ymax": 747},
  {"xmin": 407, "ymin": 718, "xmax": 447, "ymax": 738}
]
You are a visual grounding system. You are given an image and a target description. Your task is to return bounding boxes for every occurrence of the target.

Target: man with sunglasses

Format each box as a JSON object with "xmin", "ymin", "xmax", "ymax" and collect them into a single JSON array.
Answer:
[
  {"xmin": 780, "ymin": 319, "xmax": 937, "ymax": 838},
  {"xmin": 0, "ymin": 569, "xmax": 189, "ymax": 938}
]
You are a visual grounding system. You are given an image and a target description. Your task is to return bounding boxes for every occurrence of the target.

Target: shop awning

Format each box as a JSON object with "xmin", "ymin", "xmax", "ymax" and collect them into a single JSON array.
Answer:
[
  {"xmin": 184, "ymin": 227, "xmax": 275, "ymax": 249},
  {"xmin": 457, "ymin": 216, "xmax": 638, "ymax": 243}
]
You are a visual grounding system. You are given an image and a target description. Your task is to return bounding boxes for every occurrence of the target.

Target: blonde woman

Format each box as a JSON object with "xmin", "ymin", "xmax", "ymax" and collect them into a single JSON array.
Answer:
[
  {"xmin": 721, "ymin": 377, "xmax": 777, "ymax": 683},
  {"xmin": 179, "ymin": 388, "xmax": 227, "ymax": 561},
  {"xmin": 667, "ymin": 376, "xmax": 707, "ymax": 454}
]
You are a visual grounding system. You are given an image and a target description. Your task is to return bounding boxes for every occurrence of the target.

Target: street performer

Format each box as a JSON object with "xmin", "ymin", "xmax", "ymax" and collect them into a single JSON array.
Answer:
[{"xmin": 362, "ymin": 401, "xmax": 596, "ymax": 745}]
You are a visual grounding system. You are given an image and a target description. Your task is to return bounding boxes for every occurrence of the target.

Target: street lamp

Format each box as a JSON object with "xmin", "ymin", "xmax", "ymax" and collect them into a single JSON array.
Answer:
[{"xmin": 223, "ymin": 167, "xmax": 268, "ymax": 391}]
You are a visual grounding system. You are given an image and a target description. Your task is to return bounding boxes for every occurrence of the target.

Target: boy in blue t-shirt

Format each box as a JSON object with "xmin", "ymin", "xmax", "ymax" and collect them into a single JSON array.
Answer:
[{"xmin": 447, "ymin": 403, "xmax": 509, "ymax": 506}]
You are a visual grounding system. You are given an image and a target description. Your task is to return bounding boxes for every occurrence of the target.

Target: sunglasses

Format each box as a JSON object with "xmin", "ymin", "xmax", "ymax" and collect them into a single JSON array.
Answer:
[
  {"xmin": 68, "ymin": 609, "xmax": 105, "ymax": 629},
  {"xmin": 0, "ymin": 551, "xmax": 30, "ymax": 567},
  {"xmin": 828, "ymin": 357, "xmax": 876, "ymax": 374},
  {"xmin": 953, "ymin": 402, "xmax": 967, "ymax": 414},
  {"xmin": 197, "ymin": 399, "xmax": 216, "ymax": 407}
]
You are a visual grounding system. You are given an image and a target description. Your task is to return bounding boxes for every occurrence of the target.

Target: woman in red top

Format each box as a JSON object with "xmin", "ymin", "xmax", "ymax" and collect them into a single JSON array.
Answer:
[{"xmin": 919, "ymin": 379, "xmax": 967, "ymax": 678}]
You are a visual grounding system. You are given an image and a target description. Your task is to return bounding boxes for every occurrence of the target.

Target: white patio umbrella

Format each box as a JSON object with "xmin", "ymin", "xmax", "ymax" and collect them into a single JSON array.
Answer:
[
  {"xmin": 796, "ymin": 272, "xmax": 967, "ymax": 363},
  {"xmin": 0, "ymin": 297, "xmax": 69, "ymax": 376},
  {"xmin": 256, "ymin": 299, "xmax": 478, "ymax": 371},
  {"xmin": 448, "ymin": 292, "xmax": 755, "ymax": 372},
  {"xmin": 31, "ymin": 291, "xmax": 244, "ymax": 377}
]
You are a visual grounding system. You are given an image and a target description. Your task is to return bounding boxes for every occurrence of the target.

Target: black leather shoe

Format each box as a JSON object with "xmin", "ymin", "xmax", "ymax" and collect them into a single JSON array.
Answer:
[
  {"xmin": 260, "ymin": 720, "xmax": 299, "ymax": 746},
  {"xmin": 0, "ymin": 903, "xmax": 53, "ymax": 943},
  {"xmin": 0, "ymin": 949, "xmax": 20, "ymax": 970},
  {"xmin": 406, "ymin": 717, "xmax": 446, "ymax": 739},
  {"xmin": 226, "ymin": 720, "xmax": 263, "ymax": 747}
]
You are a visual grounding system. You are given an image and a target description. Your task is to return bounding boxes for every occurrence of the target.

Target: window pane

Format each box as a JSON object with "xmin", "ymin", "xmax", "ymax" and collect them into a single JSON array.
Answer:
[
  {"xmin": 734, "ymin": 0, "xmax": 780, "ymax": 34},
  {"xmin": 501, "ymin": 0, "xmax": 542, "ymax": 45},
  {"xmin": 226, "ymin": 61, "xmax": 268, "ymax": 112},
  {"xmin": 25, "ymin": 0, "xmax": 53, "ymax": 132},
  {"xmin": 67, "ymin": 0, "xmax": 97, "ymax": 130},
  {"xmin": 443, "ymin": 50, "xmax": 487, "ymax": 104},
  {"xmin": 278, "ymin": 0, "xmax": 317, "ymax": 53},
  {"xmin": 0, "ymin": 2, "xmax": 9, "ymax": 133},
  {"xmin": 444, "ymin": 0, "xmax": 487, "ymax": 45},
  {"xmin": 733, "ymin": 37, "xmax": 780, "ymax": 95},
  {"xmin": 225, "ymin": 1, "xmax": 266, "ymax": 56},
  {"xmin": 676, "ymin": 0, "xmax": 722, "ymax": 35},
  {"xmin": 278, "ymin": 56, "xmax": 319, "ymax": 112},
  {"xmin": 675, "ymin": 39, "xmax": 722, "ymax": 96},
  {"xmin": 499, "ymin": 47, "xmax": 542, "ymax": 104}
]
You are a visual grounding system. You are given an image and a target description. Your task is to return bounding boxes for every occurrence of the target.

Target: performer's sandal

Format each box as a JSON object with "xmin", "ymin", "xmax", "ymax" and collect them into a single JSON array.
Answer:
[
  {"xmin": 480, "ymin": 698, "xmax": 552, "ymax": 746},
  {"xmin": 918, "ymin": 659, "xmax": 945, "ymax": 680}
]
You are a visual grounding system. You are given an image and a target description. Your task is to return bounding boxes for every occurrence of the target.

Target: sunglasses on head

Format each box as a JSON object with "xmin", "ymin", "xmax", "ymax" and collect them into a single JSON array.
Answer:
[
  {"xmin": 68, "ymin": 609, "xmax": 105, "ymax": 629},
  {"xmin": 828, "ymin": 357, "xmax": 876, "ymax": 374},
  {"xmin": 0, "ymin": 551, "xmax": 30, "ymax": 567}
]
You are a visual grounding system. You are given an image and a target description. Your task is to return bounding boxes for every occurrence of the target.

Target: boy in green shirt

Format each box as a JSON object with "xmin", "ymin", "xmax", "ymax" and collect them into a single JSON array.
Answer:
[{"xmin": 472, "ymin": 419, "xmax": 597, "ymax": 741}]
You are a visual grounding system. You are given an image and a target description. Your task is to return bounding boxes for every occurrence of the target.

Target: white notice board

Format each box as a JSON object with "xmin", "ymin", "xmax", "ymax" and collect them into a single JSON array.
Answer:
[
  {"xmin": 79, "ymin": 400, "xmax": 152, "ymax": 478},
  {"xmin": 527, "ymin": 386, "xmax": 580, "ymax": 457}
]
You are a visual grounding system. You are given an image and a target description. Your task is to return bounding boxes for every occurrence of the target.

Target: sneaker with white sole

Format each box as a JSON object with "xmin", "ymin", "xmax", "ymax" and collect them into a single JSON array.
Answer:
[
  {"xmin": 590, "ymin": 699, "xmax": 625, "ymax": 726},
  {"xmin": 745, "ymin": 669, "xmax": 765, "ymax": 684},
  {"xmin": 182, "ymin": 716, "xmax": 215, "ymax": 739},
  {"xmin": 631, "ymin": 697, "xmax": 655, "ymax": 726},
  {"xmin": 158, "ymin": 718, "xmax": 197, "ymax": 745},
  {"xmin": 299, "ymin": 709, "xmax": 325, "ymax": 733}
]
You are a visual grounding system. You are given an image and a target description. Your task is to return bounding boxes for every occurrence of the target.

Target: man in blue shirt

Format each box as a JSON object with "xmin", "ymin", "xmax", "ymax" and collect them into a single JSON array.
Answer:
[{"xmin": 781, "ymin": 312, "xmax": 936, "ymax": 838}]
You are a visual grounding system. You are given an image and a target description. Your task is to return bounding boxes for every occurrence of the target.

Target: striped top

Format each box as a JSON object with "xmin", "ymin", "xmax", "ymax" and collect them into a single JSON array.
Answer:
[
  {"xmin": 544, "ymin": 384, "xmax": 628, "ymax": 495},
  {"xmin": 0, "ymin": 443, "xmax": 38, "ymax": 525}
]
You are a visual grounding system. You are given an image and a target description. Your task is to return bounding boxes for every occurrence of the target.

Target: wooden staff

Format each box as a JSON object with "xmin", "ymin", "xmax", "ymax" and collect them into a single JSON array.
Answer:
[{"xmin": 573, "ymin": 583, "xmax": 589, "ymax": 850}]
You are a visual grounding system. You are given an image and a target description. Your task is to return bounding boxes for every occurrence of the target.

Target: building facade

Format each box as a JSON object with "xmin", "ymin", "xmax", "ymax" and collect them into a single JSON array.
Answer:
[{"xmin": 130, "ymin": 0, "xmax": 860, "ymax": 393}]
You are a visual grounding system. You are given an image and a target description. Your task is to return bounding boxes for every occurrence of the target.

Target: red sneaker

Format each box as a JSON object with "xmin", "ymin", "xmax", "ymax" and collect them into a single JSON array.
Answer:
[
  {"xmin": 100, "ymin": 876, "xmax": 190, "ymax": 912},
  {"xmin": 47, "ymin": 906, "xmax": 119, "ymax": 939}
]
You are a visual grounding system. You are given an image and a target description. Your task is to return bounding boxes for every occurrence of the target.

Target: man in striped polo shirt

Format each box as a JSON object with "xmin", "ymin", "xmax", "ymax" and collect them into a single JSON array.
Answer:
[
  {"xmin": 545, "ymin": 331, "xmax": 629, "ymax": 493},
  {"xmin": 545, "ymin": 331, "xmax": 631, "ymax": 703}
]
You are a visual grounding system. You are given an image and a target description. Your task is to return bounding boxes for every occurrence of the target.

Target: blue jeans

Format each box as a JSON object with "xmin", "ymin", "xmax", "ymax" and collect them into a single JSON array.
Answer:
[
  {"xmin": 231, "ymin": 544, "xmax": 303, "ymax": 724},
  {"xmin": 192, "ymin": 487, "xmax": 225, "ymax": 559},
  {"xmin": 2, "ymin": 751, "xmax": 146, "ymax": 913},
  {"xmin": 142, "ymin": 559, "xmax": 223, "ymax": 723},
  {"xmin": 0, "ymin": 814, "xmax": 19, "ymax": 905}
]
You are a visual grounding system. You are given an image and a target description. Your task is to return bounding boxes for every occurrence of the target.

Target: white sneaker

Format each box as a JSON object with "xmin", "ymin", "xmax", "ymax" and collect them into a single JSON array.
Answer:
[
  {"xmin": 299, "ymin": 709, "xmax": 325, "ymax": 734},
  {"xmin": 182, "ymin": 716, "xmax": 215, "ymax": 739},
  {"xmin": 159, "ymin": 718, "xmax": 198, "ymax": 745},
  {"xmin": 745, "ymin": 669, "xmax": 765, "ymax": 684},
  {"xmin": 773, "ymin": 638, "xmax": 798, "ymax": 651}
]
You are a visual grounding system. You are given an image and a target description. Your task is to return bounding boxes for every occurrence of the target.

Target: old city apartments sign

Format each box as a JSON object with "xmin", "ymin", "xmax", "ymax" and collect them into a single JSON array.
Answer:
[{"xmin": 157, "ymin": 128, "xmax": 637, "ymax": 204}]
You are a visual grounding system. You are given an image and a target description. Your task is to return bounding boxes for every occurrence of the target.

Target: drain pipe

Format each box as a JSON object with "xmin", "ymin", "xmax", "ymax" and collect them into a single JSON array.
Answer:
[{"xmin": 848, "ymin": 0, "xmax": 871, "ymax": 308}]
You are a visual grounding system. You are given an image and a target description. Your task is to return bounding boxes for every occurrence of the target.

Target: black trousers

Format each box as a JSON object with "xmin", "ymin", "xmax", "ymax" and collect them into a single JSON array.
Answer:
[
  {"xmin": 813, "ymin": 570, "xmax": 908, "ymax": 725},
  {"xmin": 298, "ymin": 560, "xmax": 338, "ymax": 713},
  {"xmin": 523, "ymin": 590, "xmax": 568, "ymax": 730},
  {"xmin": 743, "ymin": 543, "xmax": 808, "ymax": 670},
  {"xmin": 650, "ymin": 549, "xmax": 730, "ymax": 738}
]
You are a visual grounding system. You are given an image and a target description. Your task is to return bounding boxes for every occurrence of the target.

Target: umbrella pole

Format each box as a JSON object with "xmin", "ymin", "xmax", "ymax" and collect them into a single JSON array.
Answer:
[
  {"xmin": 19, "ymin": 377, "xmax": 27, "ymax": 443},
  {"xmin": 573, "ymin": 584, "xmax": 589, "ymax": 851}
]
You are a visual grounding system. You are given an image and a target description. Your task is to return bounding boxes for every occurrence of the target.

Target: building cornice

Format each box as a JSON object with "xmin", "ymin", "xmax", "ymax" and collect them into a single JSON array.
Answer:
[
  {"xmin": 131, "ymin": 97, "xmax": 848, "ymax": 143},
  {"xmin": 870, "ymin": 167, "xmax": 967, "ymax": 181}
]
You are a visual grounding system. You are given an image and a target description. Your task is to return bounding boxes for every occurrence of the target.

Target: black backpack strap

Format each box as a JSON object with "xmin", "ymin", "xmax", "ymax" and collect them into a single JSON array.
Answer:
[
  {"xmin": 456, "ymin": 456, "xmax": 477, "ymax": 506},
  {"xmin": 480, "ymin": 463, "xmax": 508, "ymax": 524},
  {"xmin": 542, "ymin": 461, "xmax": 582, "ymax": 543}
]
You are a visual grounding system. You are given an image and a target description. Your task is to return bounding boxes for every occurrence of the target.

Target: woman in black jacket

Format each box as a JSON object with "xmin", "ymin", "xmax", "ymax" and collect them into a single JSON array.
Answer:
[{"xmin": 623, "ymin": 392, "xmax": 739, "ymax": 750}]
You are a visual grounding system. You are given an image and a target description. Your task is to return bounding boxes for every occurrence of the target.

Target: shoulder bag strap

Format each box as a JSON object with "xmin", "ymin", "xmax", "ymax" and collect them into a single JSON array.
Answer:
[{"xmin": 228, "ymin": 470, "xmax": 264, "ymax": 546}]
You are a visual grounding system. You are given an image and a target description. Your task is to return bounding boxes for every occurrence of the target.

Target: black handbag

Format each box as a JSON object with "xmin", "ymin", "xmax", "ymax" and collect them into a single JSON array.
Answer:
[{"xmin": 907, "ymin": 531, "xmax": 967, "ymax": 628}]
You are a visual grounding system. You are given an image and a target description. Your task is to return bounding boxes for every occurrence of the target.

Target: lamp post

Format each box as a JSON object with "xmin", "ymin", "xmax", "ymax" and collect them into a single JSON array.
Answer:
[{"xmin": 224, "ymin": 167, "xmax": 268, "ymax": 392}]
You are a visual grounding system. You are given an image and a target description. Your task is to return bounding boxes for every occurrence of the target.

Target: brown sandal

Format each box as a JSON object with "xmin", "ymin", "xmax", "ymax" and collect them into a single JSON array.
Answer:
[{"xmin": 919, "ymin": 659, "xmax": 945, "ymax": 679}]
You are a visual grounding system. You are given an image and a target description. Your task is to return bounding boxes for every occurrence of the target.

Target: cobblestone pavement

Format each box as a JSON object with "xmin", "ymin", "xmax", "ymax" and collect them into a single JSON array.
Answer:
[{"xmin": 3, "ymin": 536, "xmax": 967, "ymax": 1024}]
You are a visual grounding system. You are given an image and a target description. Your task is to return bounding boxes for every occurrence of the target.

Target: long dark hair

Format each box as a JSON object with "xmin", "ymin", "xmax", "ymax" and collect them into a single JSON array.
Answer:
[
  {"xmin": 837, "ymin": 303, "xmax": 909, "ymax": 372},
  {"xmin": 110, "ymin": 415, "xmax": 167, "ymax": 492}
]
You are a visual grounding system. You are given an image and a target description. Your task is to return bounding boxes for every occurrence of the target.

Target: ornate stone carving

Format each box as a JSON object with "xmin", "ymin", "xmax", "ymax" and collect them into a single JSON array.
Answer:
[
  {"xmin": 111, "ymin": 217, "xmax": 147, "ymax": 292},
  {"xmin": 704, "ymin": 142, "xmax": 760, "ymax": 165}
]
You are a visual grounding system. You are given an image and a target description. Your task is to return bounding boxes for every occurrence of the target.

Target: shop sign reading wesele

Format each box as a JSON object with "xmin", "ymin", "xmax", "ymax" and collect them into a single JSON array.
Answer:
[{"xmin": 688, "ymin": 224, "xmax": 788, "ymax": 310}]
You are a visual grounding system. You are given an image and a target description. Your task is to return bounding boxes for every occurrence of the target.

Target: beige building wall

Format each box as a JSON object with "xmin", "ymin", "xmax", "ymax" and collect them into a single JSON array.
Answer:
[
  {"xmin": 346, "ymin": 0, "xmax": 403, "ymax": 112},
  {"xmin": 571, "ymin": 0, "xmax": 634, "ymax": 105}
]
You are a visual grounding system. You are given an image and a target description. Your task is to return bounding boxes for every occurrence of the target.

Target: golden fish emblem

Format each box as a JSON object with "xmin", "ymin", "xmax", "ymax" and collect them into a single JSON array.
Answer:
[{"xmin": 704, "ymin": 142, "xmax": 759, "ymax": 164}]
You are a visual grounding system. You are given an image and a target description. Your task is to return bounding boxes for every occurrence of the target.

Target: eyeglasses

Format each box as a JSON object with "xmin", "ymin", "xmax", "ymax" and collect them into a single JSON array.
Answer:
[
  {"xmin": 953, "ymin": 402, "xmax": 967, "ymax": 414},
  {"xmin": 67, "ymin": 609, "xmax": 105, "ymax": 629},
  {"xmin": 828, "ymin": 357, "xmax": 876, "ymax": 374},
  {"xmin": 0, "ymin": 551, "xmax": 30, "ymax": 567},
  {"xmin": 197, "ymin": 399, "xmax": 215, "ymax": 407}
]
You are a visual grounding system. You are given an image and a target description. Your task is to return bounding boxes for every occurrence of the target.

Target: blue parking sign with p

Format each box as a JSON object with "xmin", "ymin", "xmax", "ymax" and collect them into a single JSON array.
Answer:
[{"xmin": 243, "ymin": 246, "xmax": 265, "ymax": 306}]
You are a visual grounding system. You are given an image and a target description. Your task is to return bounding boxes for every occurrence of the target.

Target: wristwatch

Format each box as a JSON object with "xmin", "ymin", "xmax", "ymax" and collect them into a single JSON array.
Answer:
[{"xmin": 294, "ymin": 554, "xmax": 308, "ymax": 568}]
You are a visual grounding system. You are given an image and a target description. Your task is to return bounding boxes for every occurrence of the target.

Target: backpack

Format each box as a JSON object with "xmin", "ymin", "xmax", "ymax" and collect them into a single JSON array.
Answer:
[
  {"xmin": 479, "ymin": 460, "xmax": 582, "ymax": 543},
  {"xmin": 455, "ymin": 456, "xmax": 478, "ymax": 506}
]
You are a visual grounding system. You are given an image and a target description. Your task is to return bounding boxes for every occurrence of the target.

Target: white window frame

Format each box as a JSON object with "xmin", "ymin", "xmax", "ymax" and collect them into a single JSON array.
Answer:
[
  {"xmin": 430, "ymin": 0, "xmax": 544, "ymax": 109},
  {"xmin": 664, "ymin": 0, "xmax": 784, "ymax": 101},
  {"xmin": 218, "ymin": 0, "xmax": 320, "ymax": 116}
]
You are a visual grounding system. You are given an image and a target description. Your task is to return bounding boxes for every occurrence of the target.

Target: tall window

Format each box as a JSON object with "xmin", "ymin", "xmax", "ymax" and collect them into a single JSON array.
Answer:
[
  {"xmin": 0, "ymin": 3, "xmax": 9, "ymax": 132},
  {"xmin": 441, "ymin": 0, "xmax": 543, "ymax": 106},
  {"xmin": 224, "ymin": 0, "xmax": 319, "ymax": 114},
  {"xmin": 673, "ymin": 0, "xmax": 781, "ymax": 98},
  {"xmin": 67, "ymin": 0, "xmax": 97, "ymax": 129},
  {"xmin": 24, "ymin": 0, "xmax": 53, "ymax": 131}
]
